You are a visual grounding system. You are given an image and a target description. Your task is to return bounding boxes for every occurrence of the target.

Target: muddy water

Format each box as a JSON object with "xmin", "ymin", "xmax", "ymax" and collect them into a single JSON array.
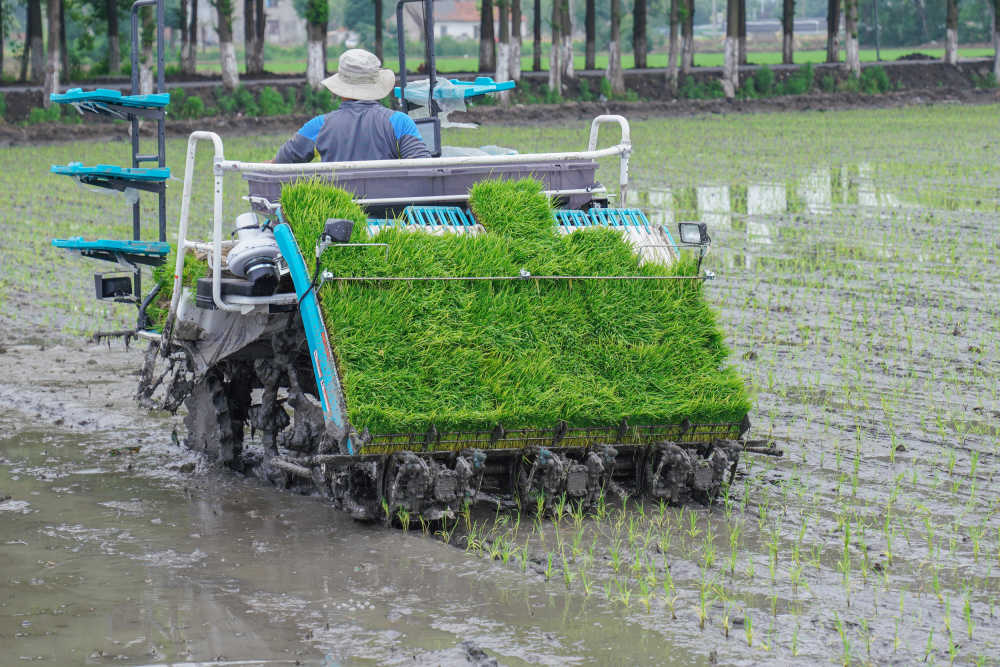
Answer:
[
  {"xmin": 3, "ymin": 109, "xmax": 1000, "ymax": 665},
  {"xmin": 0, "ymin": 348, "xmax": 703, "ymax": 665}
]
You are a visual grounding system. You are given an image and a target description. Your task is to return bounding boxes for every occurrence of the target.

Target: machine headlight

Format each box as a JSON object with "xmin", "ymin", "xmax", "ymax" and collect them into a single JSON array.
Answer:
[{"xmin": 678, "ymin": 222, "xmax": 710, "ymax": 246}]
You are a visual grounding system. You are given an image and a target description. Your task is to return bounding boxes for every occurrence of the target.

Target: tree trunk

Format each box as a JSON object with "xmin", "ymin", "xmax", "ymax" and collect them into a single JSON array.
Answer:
[
  {"xmin": 826, "ymin": 0, "xmax": 840, "ymax": 63},
  {"xmin": 59, "ymin": 0, "xmax": 68, "ymax": 77},
  {"xmin": 29, "ymin": 0, "xmax": 45, "ymax": 82},
  {"xmin": 666, "ymin": 0, "xmax": 679, "ymax": 90},
  {"xmin": 681, "ymin": 0, "xmax": 694, "ymax": 71},
  {"xmin": 723, "ymin": 0, "xmax": 738, "ymax": 97},
  {"xmin": 737, "ymin": 0, "xmax": 746, "ymax": 64},
  {"xmin": 497, "ymin": 0, "xmax": 510, "ymax": 104},
  {"xmin": 633, "ymin": 0, "xmax": 647, "ymax": 68},
  {"xmin": 532, "ymin": 0, "xmax": 541, "ymax": 71},
  {"xmin": 479, "ymin": 0, "xmax": 495, "ymax": 72},
  {"xmin": 256, "ymin": 0, "xmax": 265, "ymax": 70},
  {"xmin": 560, "ymin": 0, "xmax": 572, "ymax": 79},
  {"xmin": 20, "ymin": 0, "xmax": 31, "ymax": 81},
  {"xmin": 43, "ymin": 0, "xmax": 60, "ymax": 104},
  {"xmin": 913, "ymin": 0, "xmax": 929, "ymax": 43},
  {"xmin": 782, "ymin": 0, "xmax": 793, "ymax": 64},
  {"xmin": 548, "ymin": 0, "xmax": 561, "ymax": 91},
  {"xmin": 140, "ymin": 8, "xmax": 154, "ymax": 93},
  {"xmin": 608, "ymin": 0, "xmax": 624, "ymax": 94},
  {"xmin": 216, "ymin": 0, "xmax": 239, "ymax": 89},
  {"xmin": 306, "ymin": 22, "xmax": 325, "ymax": 88},
  {"xmin": 994, "ymin": 0, "xmax": 1000, "ymax": 81},
  {"xmin": 844, "ymin": 0, "xmax": 858, "ymax": 74},
  {"xmin": 244, "ymin": 0, "xmax": 261, "ymax": 74},
  {"xmin": 179, "ymin": 0, "xmax": 188, "ymax": 74},
  {"xmin": 183, "ymin": 0, "xmax": 198, "ymax": 74},
  {"xmin": 944, "ymin": 0, "xmax": 958, "ymax": 65},
  {"xmin": 374, "ymin": 0, "xmax": 383, "ymax": 62},
  {"xmin": 510, "ymin": 0, "xmax": 522, "ymax": 80},
  {"xmin": 584, "ymin": 0, "xmax": 595, "ymax": 69}
]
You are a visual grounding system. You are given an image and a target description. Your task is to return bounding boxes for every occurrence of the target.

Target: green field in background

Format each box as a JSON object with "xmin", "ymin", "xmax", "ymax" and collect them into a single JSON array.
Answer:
[{"xmin": 193, "ymin": 47, "xmax": 995, "ymax": 75}]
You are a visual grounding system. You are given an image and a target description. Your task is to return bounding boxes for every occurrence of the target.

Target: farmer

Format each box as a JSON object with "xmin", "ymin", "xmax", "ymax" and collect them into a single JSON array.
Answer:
[{"xmin": 273, "ymin": 49, "xmax": 430, "ymax": 163}]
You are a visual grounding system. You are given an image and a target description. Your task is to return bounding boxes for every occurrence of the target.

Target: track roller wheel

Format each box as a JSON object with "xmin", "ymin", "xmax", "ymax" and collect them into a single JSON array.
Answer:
[{"xmin": 642, "ymin": 442, "xmax": 693, "ymax": 504}]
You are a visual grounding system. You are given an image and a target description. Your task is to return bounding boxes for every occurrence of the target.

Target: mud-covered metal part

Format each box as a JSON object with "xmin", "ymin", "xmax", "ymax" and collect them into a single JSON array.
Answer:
[
  {"xmin": 159, "ymin": 313, "xmax": 760, "ymax": 522},
  {"xmin": 183, "ymin": 366, "xmax": 246, "ymax": 465},
  {"xmin": 642, "ymin": 439, "xmax": 742, "ymax": 504},
  {"xmin": 136, "ymin": 341, "xmax": 196, "ymax": 412}
]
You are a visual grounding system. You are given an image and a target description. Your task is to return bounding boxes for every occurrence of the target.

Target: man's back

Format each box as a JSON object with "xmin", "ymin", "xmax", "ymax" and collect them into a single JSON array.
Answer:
[{"xmin": 274, "ymin": 100, "xmax": 431, "ymax": 164}]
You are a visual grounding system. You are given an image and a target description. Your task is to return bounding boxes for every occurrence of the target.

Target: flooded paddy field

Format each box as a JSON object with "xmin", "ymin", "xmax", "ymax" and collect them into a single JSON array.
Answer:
[{"xmin": 1, "ymin": 103, "xmax": 999, "ymax": 664}]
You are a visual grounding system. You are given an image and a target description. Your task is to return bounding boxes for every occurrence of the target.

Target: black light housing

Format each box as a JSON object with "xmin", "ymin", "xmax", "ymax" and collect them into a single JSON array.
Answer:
[
  {"xmin": 678, "ymin": 222, "xmax": 710, "ymax": 246},
  {"xmin": 322, "ymin": 218, "xmax": 355, "ymax": 244},
  {"xmin": 94, "ymin": 273, "xmax": 133, "ymax": 300}
]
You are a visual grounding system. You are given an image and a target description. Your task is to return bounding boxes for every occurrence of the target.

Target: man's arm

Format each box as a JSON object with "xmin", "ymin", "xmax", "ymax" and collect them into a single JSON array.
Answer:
[
  {"xmin": 389, "ymin": 112, "xmax": 432, "ymax": 159},
  {"xmin": 274, "ymin": 115, "xmax": 325, "ymax": 163}
]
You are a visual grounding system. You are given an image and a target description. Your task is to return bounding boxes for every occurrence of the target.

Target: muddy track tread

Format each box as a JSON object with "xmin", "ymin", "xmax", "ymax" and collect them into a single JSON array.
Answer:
[{"xmin": 183, "ymin": 370, "xmax": 242, "ymax": 465}]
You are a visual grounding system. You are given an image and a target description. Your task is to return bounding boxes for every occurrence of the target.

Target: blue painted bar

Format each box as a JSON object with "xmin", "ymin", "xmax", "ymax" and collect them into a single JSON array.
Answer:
[{"xmin": 273, "ymin": 223, "xmax": 353, "ymax": 454}]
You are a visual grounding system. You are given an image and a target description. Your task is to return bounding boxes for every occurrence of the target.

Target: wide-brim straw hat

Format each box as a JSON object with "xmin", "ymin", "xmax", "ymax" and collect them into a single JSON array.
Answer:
[{"xmin": 321, "ymin": 49, "xmax": 395, "ymax": 100}]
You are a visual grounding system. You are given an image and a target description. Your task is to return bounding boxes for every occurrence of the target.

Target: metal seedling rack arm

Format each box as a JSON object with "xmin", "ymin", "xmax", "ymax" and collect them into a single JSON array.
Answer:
[{"xmin": 49, "ymin": 0, "xmax": 168, "ymax": 329}]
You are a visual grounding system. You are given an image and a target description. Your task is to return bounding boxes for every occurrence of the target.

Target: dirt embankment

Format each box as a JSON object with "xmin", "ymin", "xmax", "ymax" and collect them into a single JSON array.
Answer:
[{"xmin": 0, "ymin": 59, "xmax": 996, "ymax": 146}]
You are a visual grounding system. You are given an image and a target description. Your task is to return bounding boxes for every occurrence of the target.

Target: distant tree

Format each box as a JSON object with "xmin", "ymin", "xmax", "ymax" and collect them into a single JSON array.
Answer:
[
  {"xmin": 844, "ymin": 0, "xmax": 859, "ymax": 73},
  {"xmin": 27, "ymin": 0, "xmax": 44, "ymax": 82},
  {"xmin": 666, "ymin": 0, "xmax": 679, "ymax": 90},
  {"xmin": 944, "ymin": 0, "xmax": 958, "ymax": 64},
  {"xmin": 43, "ymin": 0, "xmax": 61, "ymax": 103},
  {"xmin": 608, "ymin": 0, "xmax": 624, "ymax": 93},
  {"xmin": 559, "ymin": 0, "xmax": 572, "ymax": 78},
  {"xmin": 183, "ymin": 0, "xmax": 197, "ymax": 74},
  {"xmin": 723, "ymin": 0, "xmax": 738, "ymax": 96},
  {"xmin": 633, "ymin": 0, "xmax": 647, "ymax": 68},
  {"xmin": 532, "ymin": 0, "xmax": 540, "ymax": 71},
  {"xmin": 306, "ymin": 0, "xmax": 327, "ymax": 88},
  {"xmin": 497, "ymin": 0, "xmax": 510, "ymax": 88},
  {"xmin": 585, "ymin": 0, "xmax": 595, "ymax": 69},
  {"xmin": 782, "ymin": 0, "xmax": 794, "ymax": 64},
  {"xmin": 510, "ymin": 0, "xmax": 521, "ymax": 80},
  {"xmin": 212, "ymin": 0, "xmax": 239, "ymax": 89},
  {"xmin": 681, "ymin": 0, "xmax": 694, "ymax": 71},
  {"xmin": 826, "ymin": 0, "xmax": 839, "ymax": 62},
  {"xmin": 548, "ymin": 0, "xmax": 561, "ymax": 90},
  {"xmin": 738, "ymin": 0, "xmax": 746, "ymax": 64},
  {"xmin": 140, "ymin": 5, "xmax": 154, "ymax": 92},
  {"xmin": 178, "ymin": 0, "xmax": 187, "ymax": 73},
  {"xmin": 479, "ymin": 0, "xmax": 495, "ymax": 72},
  {"xmin": 374, "ymin": 0, "xmax": 383, "ymax": 61},
  {"xmin": 993, "ymin": 0, "xmax": 999, "ymax": 79},
  {"xmin": 58, "ymin": 0, "xmax": 67, "ymax": 77},
  {"xmin": 245, "ymin": 0, "xmax": 265, "ymax": 75}
]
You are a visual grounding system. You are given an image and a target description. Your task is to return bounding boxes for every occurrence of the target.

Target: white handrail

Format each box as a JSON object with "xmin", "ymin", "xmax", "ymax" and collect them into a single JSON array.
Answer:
[
  {"xmin": 217, "ymin": 114, "xmax": 633, "ymax": 201},
  {"xmin": 166, "ymin": 131, "xmax": 238, "ymax": 348},
  {"xmin": 167, "ymin": 116, "xmax": 634, "ymax": 327}
]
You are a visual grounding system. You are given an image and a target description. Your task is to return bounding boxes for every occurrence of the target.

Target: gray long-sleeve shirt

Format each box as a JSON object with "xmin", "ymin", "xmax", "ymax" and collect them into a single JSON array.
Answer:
[{"xmin": 274, "ymin": 100, "xmax": 431, "ymax": 164}]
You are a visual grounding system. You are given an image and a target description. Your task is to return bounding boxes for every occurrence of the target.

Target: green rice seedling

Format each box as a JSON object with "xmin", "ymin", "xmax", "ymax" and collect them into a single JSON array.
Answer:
[
  {"xmin": 834, "ymin": 613, "xmax": 851, "ymax": 665},
  {"xmin": 396, "ymin": 507, "xmax": 411, "ymax": 533},
  {"xmin": 744, "ymin": 611, "xmax": 754, "ymax": 647},
  {"xmin": 280, "ymin": 177, "xmax": 749, "ymax": 439},
  {"xmin": 964, "ymin": 591, "xmax": 974, "ymax": 640}
]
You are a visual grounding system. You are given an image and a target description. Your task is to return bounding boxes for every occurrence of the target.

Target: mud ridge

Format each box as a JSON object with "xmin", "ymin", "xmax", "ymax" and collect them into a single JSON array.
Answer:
[{"xmin": 0, "ymin": 85, "xmax": 995, "ymax": 147}]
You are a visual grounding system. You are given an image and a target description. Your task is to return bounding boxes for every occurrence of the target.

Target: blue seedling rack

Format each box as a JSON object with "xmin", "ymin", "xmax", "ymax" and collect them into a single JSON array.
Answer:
[{"xmin": 48, "ymin": 0, "xmax": 168, "ymax": 327}]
